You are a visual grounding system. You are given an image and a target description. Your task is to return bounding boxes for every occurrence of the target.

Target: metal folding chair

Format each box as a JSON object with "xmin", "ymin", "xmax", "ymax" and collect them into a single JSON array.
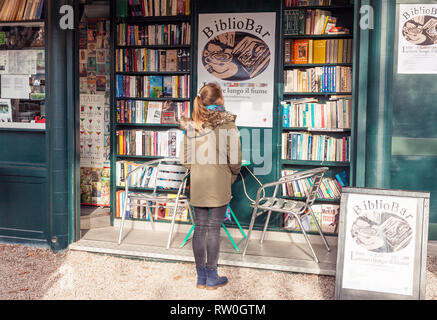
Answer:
[
  {"xmin": 242, "ymin": 167, "xmax": 331, "ymax": 263},
  {"xmin": 117, "ymin": 158, "xmax": 193, "ymax": 249}
]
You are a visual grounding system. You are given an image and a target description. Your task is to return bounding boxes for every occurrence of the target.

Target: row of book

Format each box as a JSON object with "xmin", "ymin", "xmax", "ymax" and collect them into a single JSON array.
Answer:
[
  {"xmin": 117, "ymin": 100, "xmax": 190, "ymax": 124},
  {"xmin": 117, "ymin": 161, "xmax": 157, "ymax": 188},
  {"xmin": 281, "ymin": 132, "xmax": 350, "ymax": 162},
  {"xmin": 116, "ymin": 74, "xmax": 190, "ymax": 99},
  {"xmin": 281, "ymin": 169, "xmax": 348, "ymax": 199},
  {"xmin": 284, "ymin": 67, "xmax": 352, "ymax": 93},
  {"xmin": 115, "ymin": 190, "xmax": 189, "ymax": 221},
  {"xmin": 0, "ymin": 0, "xmax": 44, "ymax": 21},
  {"xmin": 285, "ymin": 0, "xmax": 350, "ymax": 7},
  {"xmin": 122, "ymin": 0, "xmax": 190, "ymax": 17},
  {"xmin": 284, "ymin": 38, "xmax": 353, "ymax": 65},
  {"xmin": 116, "ymin": 48, "xmax": 191, "ymax": 73},
  {"xmin": 117, "ymin": 129, "xmax": 183, "ymax": 157},
  {"xmin": 281, "ymin": 98, "xmax": 352, "ymax": 129},
  {"xmin": 117, "ymin": 23, "xmax": 191, "ymax": 46},
  {"xmin": 283, "ymin": 203, "xmax": 339, "ymax": 234},
  {"xmin": 284, "ymin": 9, "xmax": 350, "ymax": 35}
]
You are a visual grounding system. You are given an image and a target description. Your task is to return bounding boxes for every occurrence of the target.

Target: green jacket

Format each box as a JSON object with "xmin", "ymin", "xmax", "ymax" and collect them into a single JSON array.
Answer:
[{"xmin": 179, "ymin": 111, "xmax": 242, "ymax": 207}]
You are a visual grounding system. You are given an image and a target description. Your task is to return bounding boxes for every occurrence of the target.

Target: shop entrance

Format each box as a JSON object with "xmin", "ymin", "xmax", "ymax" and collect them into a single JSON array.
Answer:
[{"xmin": 76, "ymin": 1, "xmax": 111, "ymax": 239}]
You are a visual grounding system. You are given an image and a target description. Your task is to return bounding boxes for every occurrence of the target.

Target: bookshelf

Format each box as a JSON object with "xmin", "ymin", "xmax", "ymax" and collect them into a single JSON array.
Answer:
[
  {"xmin": 111, "ymin": 0, "xmax": 193, "ymax": 224},
  {"xmin": 280, "ymin": 0, "xmax": 355, "ymax": 235}
]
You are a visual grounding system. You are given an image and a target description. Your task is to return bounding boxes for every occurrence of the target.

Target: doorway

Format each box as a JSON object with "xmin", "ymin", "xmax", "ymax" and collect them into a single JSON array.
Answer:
[{"xmin": 76, "ymin": 0, "xmax": 112, "ymax": 239}]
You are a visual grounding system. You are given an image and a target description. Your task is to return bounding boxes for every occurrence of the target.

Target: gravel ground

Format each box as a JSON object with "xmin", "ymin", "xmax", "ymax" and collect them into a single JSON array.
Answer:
[{"xmin": 1, "ymin": 243, "xmax": 437, "ymax": 300}]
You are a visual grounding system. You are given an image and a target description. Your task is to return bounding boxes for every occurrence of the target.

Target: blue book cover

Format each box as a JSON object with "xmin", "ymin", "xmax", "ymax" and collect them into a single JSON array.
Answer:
[
  {"xmin": 163, "ymin": 76, "xmax": 173, "ymax": 97},
  {"xmin": 308, "ymin": 135, "xmax": 312, "ymax": 160},
  {"xmin": 311, "ymin": 103, "xmax": 315, "ymax": 128},
  {"xmin": 282, "ymin": 102, "xmax": 290, "ymax": 127},
  {"xmin": 292, "ymin": 134, "xmax": 297, "ymax": 160},
  {"xmin": 332, "ymin": 66, "xmax": 336, "ymax": 92},
  {"xmin": 150, "ymin": 76, "xmax": 163, "ymax": 98}
]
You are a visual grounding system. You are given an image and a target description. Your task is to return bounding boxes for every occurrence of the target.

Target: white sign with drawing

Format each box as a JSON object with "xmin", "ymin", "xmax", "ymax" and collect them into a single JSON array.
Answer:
[
  {"xmin": 197, "ymin": 12, "xmax": 276, "ymax": 127},
  {"xmin": 341, "ymin": 193, "xmax": 417, "ymax": 296},
  {"xmin": 398, "ymin": 4, "xmax": 437, "ymax": 74}
]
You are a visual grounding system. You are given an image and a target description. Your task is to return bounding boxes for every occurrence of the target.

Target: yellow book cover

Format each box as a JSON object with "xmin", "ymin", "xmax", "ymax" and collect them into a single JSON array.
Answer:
[
  {"xmin": 337, "ymin": 39, "xmax": 344, "ymax": 64},
  {"xmin": 313, "ymin": 40, "xmax": 326, "ymax": 64}
]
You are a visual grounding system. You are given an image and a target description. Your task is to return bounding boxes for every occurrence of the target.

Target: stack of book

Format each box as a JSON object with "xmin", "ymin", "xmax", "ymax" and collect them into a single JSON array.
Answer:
[
  {"xmin": 116, "ymin": 74, "xmax": 190, "ymax": 98},
  {"xmin": 284, "ymin": 38, "xmax": 353, "ymax": 64},
  {"xmin": 283, "ymin": 203, "xmax": 340, "ymax": 234},
  {"xmin": 285, "ymin": 0, "xmax": 350, "ymax": 6},
  {"xmin": 282, "ymin": 98, "xmax": 351, "ymax": 129},
  {"xmin": 117, "ymin": 129, "xmax": 183, "ymax": 157},
  {"xmin": 281, "ymin": 131, "xmax": 350, "ymax": 162},
  {"xmin": 117, "ymin": 23, "xmax": 191, "ymax": 46},
  {"xmin": 281, "ymin": 169, "xmax": 348, "ymax": 199},
  {"xmin": 123, "ymin": 0, "xmax": 190, "ymax": 17},
  {"xmin": 115, "ymin": 190, "xmax": 189, "ymax": 221},
  {"xmin": 116, "ymin": 48, "xmax": 191, "ymax": 72},
  {"xmin": 0, "ymin": 0, "xmax": 44, "ymax": 21},
  {"xmin": 117, "ymin": 100, "xmax": 190, "ymax": 124},
  {"xmin": 284, "ymin": 8, "xmax": 350, "ymax": 36},
  {"xmin": 284, "ymin": 66, "xmax": 352, "ymax": 93},
  {"xmin": 116, "ymin": 161, "xmax": 157, "ymax": 188}
]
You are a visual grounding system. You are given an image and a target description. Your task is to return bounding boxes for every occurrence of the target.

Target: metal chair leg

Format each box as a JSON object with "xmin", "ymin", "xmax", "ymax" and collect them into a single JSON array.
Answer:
[
  {"xmin": 242, "ymin": 206, "xmax": 259, "ymax": 257},
  {"xmin": 166, "ymin": 201, "xmax": 180, "ymax": 249},
  {"xmin": 309, "ymin": 208, "xmax": 330, "ymax": 252},
  {"xmin": 118, "ymin": 194, "xmax": 129, "ymax": 245},
  {"xmin": 260, "ymin": 210, "xmax": 272, "ymax": 244},
  {"xmin": 294, "ymin": 214, "xmax": 320, "ymax": 263}
]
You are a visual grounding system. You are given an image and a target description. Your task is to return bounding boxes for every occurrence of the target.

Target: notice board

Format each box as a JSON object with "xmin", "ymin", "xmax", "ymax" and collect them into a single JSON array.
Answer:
[{"xmin": 335, "ymin": 187, "xmax": 430, "ymax": 300}]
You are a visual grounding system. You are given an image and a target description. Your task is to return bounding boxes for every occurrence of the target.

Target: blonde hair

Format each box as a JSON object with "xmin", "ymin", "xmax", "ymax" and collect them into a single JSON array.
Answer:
[{"xmin": 193, "ymin": 82, "xmax": 224, "ymax": 131}]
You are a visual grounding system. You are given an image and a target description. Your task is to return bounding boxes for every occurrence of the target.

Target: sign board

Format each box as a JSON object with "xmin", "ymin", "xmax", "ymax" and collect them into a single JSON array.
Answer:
[
  {"xmin": 397, "ymin": 4, "xmax": 437, "ymax": 74},
  {"xmin": 197, "ymin": 12, "xmax": 276, "ymax": 128},
  {"xmin": 335, "ymin": 187, "xmax": 430, "ymax": 300}
]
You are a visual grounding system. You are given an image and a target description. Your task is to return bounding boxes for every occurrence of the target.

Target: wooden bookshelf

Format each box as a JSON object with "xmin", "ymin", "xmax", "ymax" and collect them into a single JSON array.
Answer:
[{"xmin": 280, "ymin": 1, "xmax": 355, "ymax": 233}]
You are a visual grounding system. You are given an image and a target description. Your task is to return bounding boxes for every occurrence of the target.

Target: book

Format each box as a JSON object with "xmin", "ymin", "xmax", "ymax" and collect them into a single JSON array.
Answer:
[
  {"xmin": 312, "ymin": 40, "xmax": 326, "ymax": 64},
  {"xmin": 149, "ymin": 76, "xmax": 163, "ymax": 98},
  {"xmin": 146, "ymin": 102, "xmax": 162, "ymax": 123},
  {"xmin": 161, "ymin": 101, "xmax": 178, "ymax": 124},
  {"xmin": 322, "ymin": 16, "xmax": 337, "ymax": 35},
  {"xmin": 293, "ymin": 40, "xmax": 309, "ymax": 64}
]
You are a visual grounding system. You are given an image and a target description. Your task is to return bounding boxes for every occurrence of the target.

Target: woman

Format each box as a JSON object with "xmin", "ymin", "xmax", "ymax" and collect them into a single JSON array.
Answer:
[{"xmin": 179, "ymin": 82, "xmax": 242, "ymax": 290}]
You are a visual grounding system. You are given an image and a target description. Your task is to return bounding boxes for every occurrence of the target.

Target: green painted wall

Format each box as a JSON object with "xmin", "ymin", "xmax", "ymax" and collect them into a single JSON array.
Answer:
[{"xmin": 391, "ymin": 0, "xmax": 437, "ymax": 239}]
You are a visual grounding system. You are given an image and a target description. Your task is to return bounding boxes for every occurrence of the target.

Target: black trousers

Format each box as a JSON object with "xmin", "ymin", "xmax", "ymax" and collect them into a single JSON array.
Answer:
[{"xmin": 192, "ymin": 205, "xmax": 227, "ymax": 268}]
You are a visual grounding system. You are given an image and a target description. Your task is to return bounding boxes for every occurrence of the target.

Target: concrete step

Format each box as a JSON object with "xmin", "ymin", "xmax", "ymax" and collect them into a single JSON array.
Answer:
[{"xmin": 80, "ymin": 205, "xmax": 110, "ymax": 230}]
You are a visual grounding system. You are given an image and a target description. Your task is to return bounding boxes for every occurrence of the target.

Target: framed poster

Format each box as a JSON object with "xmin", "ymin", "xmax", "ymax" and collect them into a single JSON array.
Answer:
[
  {"xmin": 335, "ymin": 187, "xmax": 430, "ymax": 300},
  {"xmin": 197, "ymin": 12, "xmax": 276, "ymax": 128},
  {"xmin": 398, "ymin": 4, "xmax": 437, "ymax": 74}
]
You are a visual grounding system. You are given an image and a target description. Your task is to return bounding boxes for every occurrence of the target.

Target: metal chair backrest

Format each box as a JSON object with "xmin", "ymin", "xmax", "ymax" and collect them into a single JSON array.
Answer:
[
  {"xmin": 153, "ymin": 160, "xmax": 188, "ymax": 193},
  {"xmin": 279, "ymin": 167, "xmax": 329, "ymax": 208}
]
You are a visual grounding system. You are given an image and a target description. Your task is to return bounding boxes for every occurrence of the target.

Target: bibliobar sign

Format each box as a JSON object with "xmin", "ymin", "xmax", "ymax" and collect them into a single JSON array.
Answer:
[
  {"xmin": 398, "ymin": 4, "xmax": 437, "ymax": 74},
  {"xmin": 197, "ymin": 12, "xmax": 276, "ymax": 128},
  {"xmin": 335, "ymin": 187, "xmax": 430, "ymax": 300}
]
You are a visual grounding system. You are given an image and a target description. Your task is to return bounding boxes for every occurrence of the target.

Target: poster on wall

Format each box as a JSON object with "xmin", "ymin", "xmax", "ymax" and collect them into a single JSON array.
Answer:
[
  {"xmin": 335, "ymin": 187, "xmax": 430, "ymax": 300},
  {"xmin": 80, "ymin": 94, "xmax": 106, "ymax": 169},
  {"xmin": 398, "ymin": 4, "xmax": 437, "ymax": 74},
  {"xmin": 197, "ymin": 12, "xmax": 276, "ymax": 128}
]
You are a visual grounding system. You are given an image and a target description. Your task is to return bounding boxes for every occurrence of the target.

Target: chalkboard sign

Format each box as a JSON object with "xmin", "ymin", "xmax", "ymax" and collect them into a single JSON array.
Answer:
[{"xmin": 335, "ymin": 187, "xmax": 430, "ymax": 300}]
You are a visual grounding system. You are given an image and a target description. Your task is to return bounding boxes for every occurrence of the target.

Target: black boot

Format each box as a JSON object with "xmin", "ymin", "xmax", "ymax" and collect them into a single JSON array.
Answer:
[{"xmin": 205, "ymin": 267, "xmax": 228, "ymax": 290}]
